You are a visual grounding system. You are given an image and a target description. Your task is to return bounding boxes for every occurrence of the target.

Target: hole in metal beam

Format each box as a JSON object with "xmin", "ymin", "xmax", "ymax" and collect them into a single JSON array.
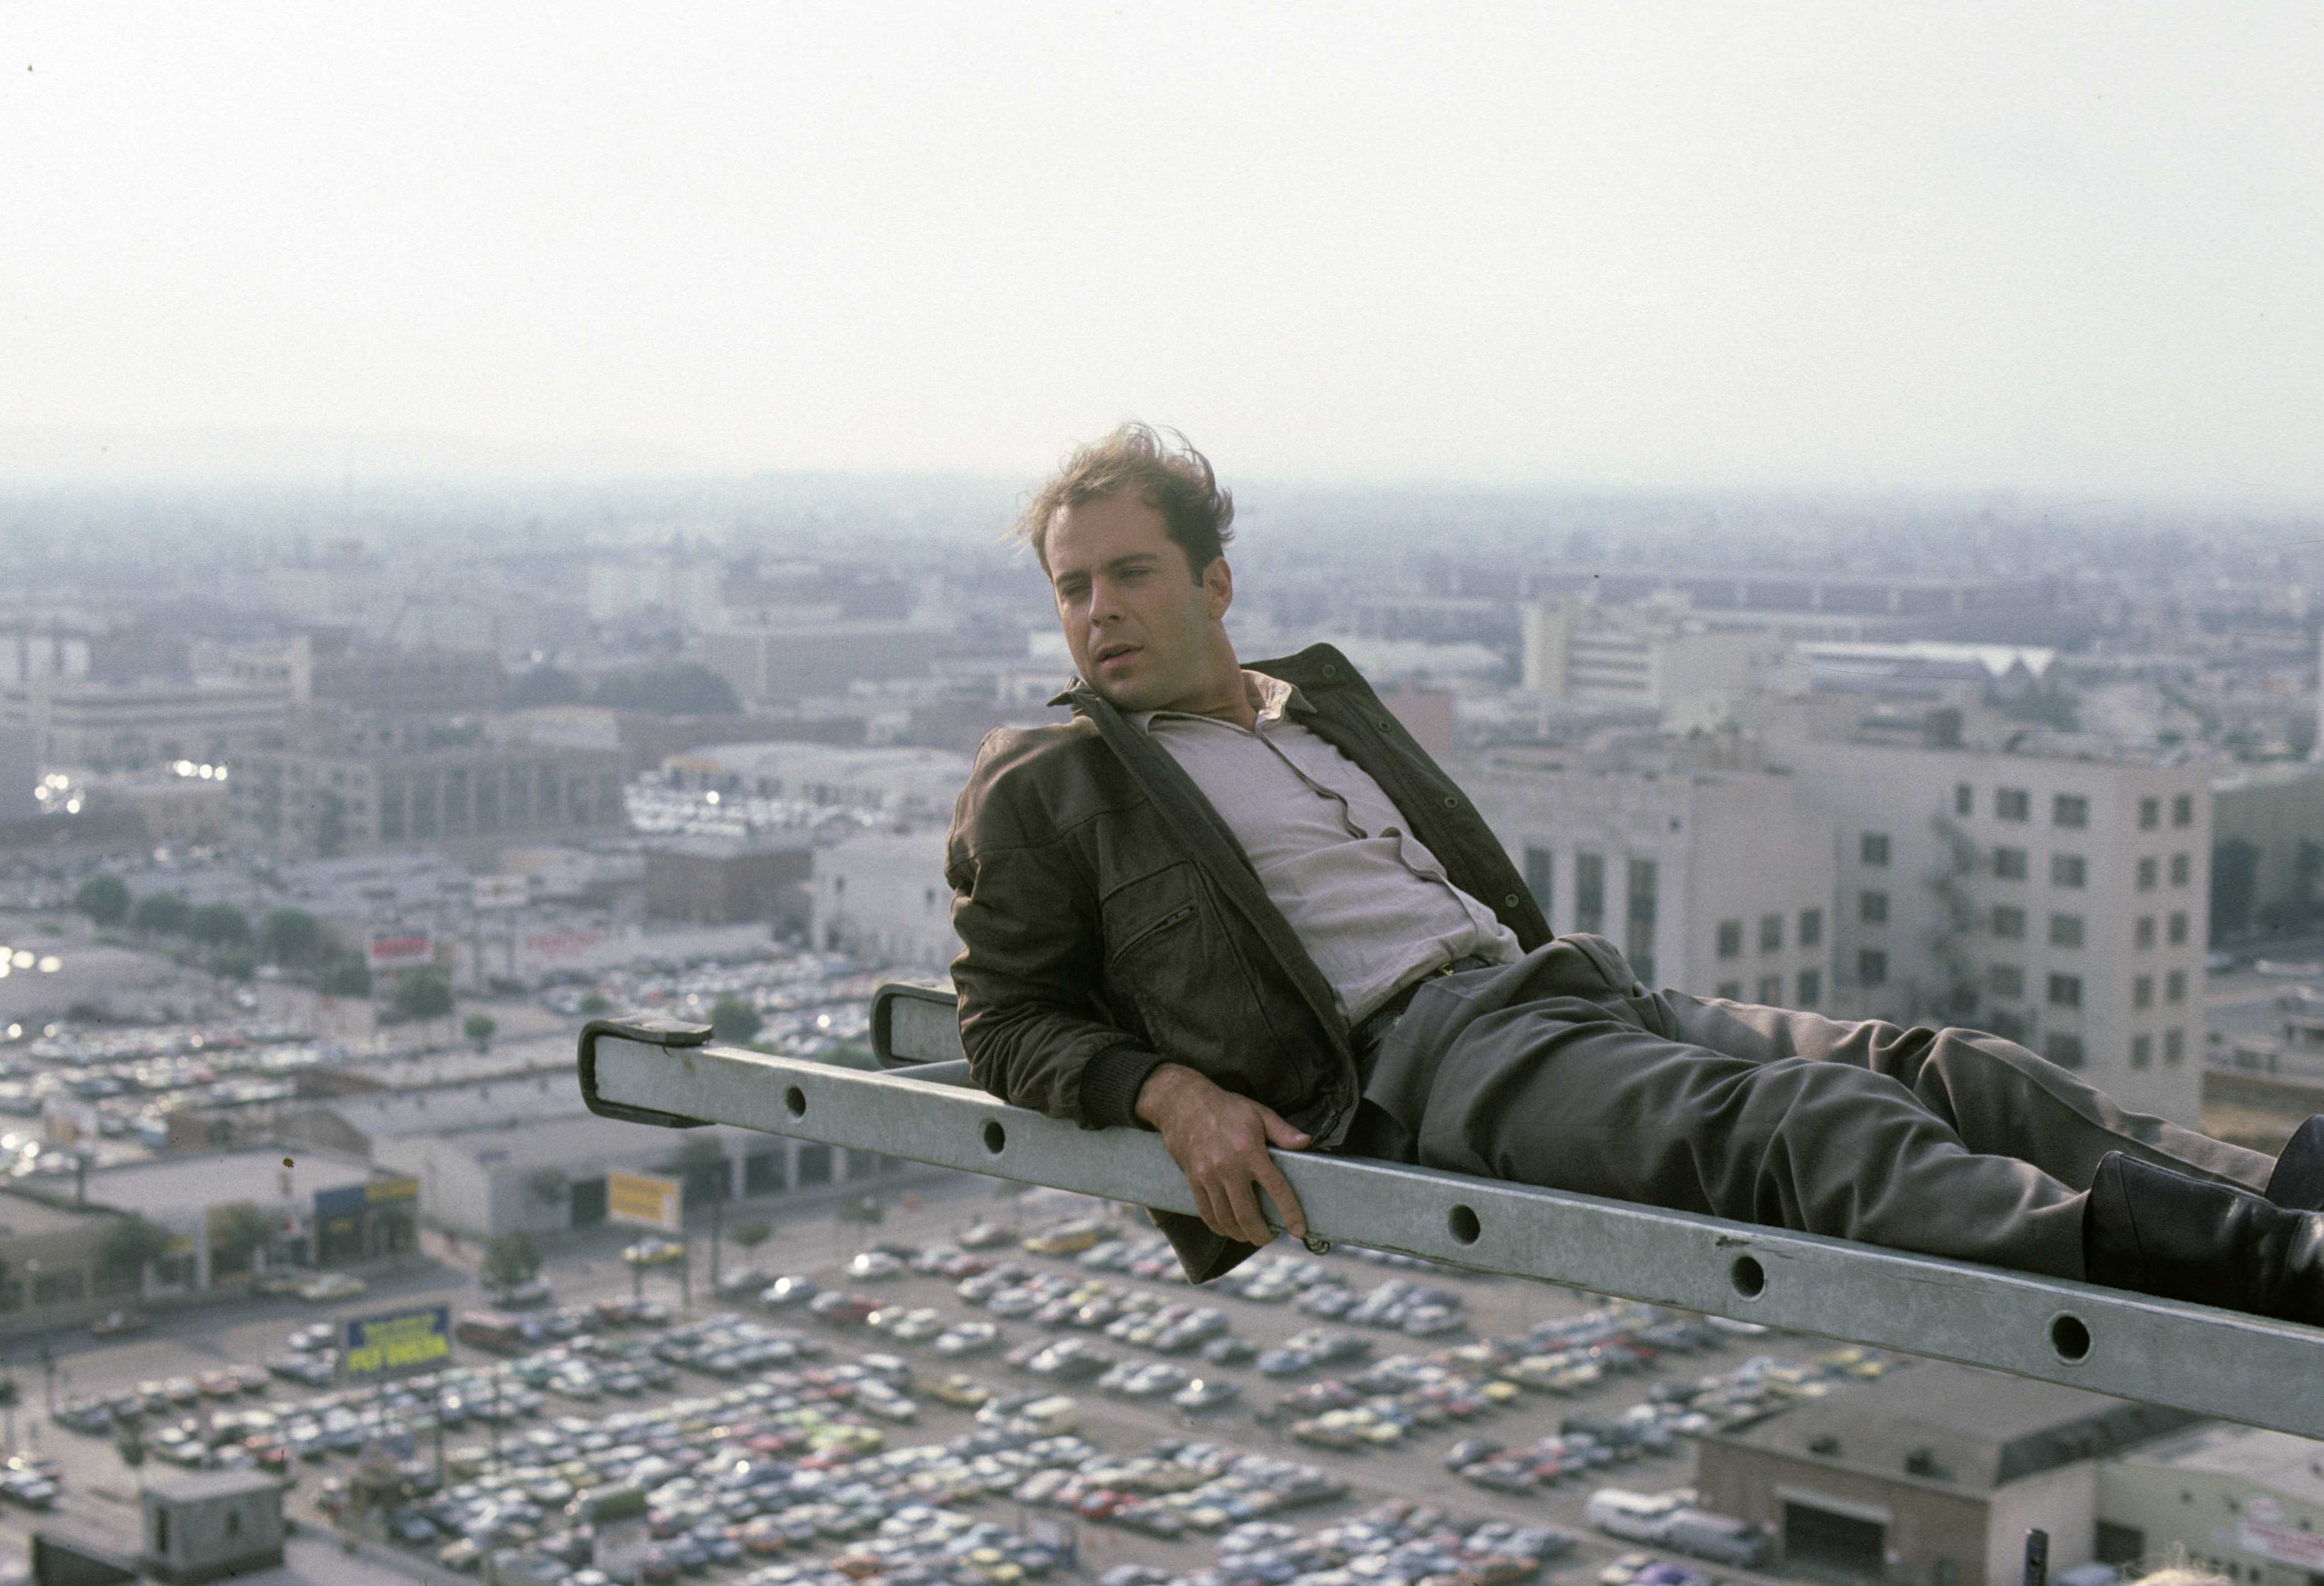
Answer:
[
  {"xmin": 783, "ymin": 1086, "xmax": 806, "ymax": 1119},
  {"xmin": 2050, "ymin": 1312, "xmax": 2092, "ymax": 1363},
  {"xmin": 1447, "ymin": 1204, "xmax": 1481, "ymax": 1245},
  {"xmin": 981, "ymin": 1120, "xmax": 1007, "ymax": 1156},
  {"xmin": 1729, "ymin": 1254, "xmax": 1766, "ymax": 1299}
]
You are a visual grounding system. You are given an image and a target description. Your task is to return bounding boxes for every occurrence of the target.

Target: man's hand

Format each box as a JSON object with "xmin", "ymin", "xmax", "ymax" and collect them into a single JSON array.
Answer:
[{"xmin": 1134, "ymin": 1062, "xmax": 1311, "ymax": 1247}]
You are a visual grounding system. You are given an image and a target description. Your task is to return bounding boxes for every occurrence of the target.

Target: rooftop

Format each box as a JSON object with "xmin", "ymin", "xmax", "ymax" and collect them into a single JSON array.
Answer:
[
  {"xmin": 1708, "ymin": 1361, "xmax": 2197, "ymax": 1491},
  {"xmin": 314, "ymin": 1069, "xmax": 589, "ymax": 1142},
  {"xmin": 85, "ymin": 1147, "xmax": 374, "ymax": 1215},
  {"xmin": 2120, "ymin": 1422, "xmax": 2324, "ymax": 1506}
]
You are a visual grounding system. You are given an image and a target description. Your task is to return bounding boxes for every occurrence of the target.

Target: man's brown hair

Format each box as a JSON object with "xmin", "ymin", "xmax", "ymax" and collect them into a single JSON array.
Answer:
[{"xmin": 1013, "ymin": 423, "xmax": 1235, "ymax": 581}]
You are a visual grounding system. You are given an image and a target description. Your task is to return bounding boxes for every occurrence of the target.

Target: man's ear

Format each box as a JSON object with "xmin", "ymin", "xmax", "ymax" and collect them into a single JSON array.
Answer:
[{"xmin": 1204, "ymin": 557, "xmax": 1233, "ymax": 621}]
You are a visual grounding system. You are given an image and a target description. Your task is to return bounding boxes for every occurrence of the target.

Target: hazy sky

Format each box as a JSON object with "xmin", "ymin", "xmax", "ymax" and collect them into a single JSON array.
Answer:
[{"xmin": 5, "ymin": 4, "xmax": 2318, "ymax": 500}]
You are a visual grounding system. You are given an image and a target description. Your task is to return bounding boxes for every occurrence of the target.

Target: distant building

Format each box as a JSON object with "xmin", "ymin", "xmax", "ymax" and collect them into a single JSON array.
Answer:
[
  {"xmin": 308, "ymin": 641, "xmax": 503, "ymax": 714},
  {"xmin": 662, "ymin": 740, "xmax": 972, "ymax": 824},
  {"xmin": 370, "ymin": 1106, "xmax": 903, "ymax": 1241},
  {"xmin": 812, "ymin": 829, "xmax": 955, "ymax": 967},
  {"xmin": 1763, "ymin": 717, "xmax": 2213, "ymax": 1126},
  {"xmin": 702, "ymin": 618, "xmax": 945, "ymax": 707},
  {"xmin": 82, "ymin": 770, "xmax": 229, "ymax": 846},
  {"xmin": 1696, "ymin": 1361, "xmax": 2196, "ymax": 1586},
  {"xmin": 140, "ymin": 1469, "xmax": 285, "ymax": 1584},
  {"xmin": 82, "ymin": 1148, "xmax": 414, "ymax": 1291},
  {"xmin": 14, "ymin": 677, "xmax": 285, "ymax": 772},
  {"xmin": 227, "ymin": 708, "xmax": 628, "ymax": 864},
  {"xmin": 0, "ymin": 1185, "xmax": 141, "ymax": 1340},
  {"xmin": 1524, "ymin": 566, "xmax": 2065, "ymax": 643},
  {"xmin": 1465, "ymin": 755, "xmax": 1837, "ymax": 1004},
  {"xmin": 2098, "ymin": 1421, "xmax": 2324, "ymax": 1582},
  {"xmin": 1521, "ymin": 598, "xmax": 1790, "ymax": 722},
  {"xmin": 645, "ymin": 836, "xmax": 812, "ymax": 929},
  {"xmin": 0, "ymin": 723, "xmax": 37, "ymax": 822}
]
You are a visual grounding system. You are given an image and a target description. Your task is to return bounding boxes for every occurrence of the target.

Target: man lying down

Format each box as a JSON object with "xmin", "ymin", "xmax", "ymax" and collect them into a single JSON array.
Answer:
[{"xmin": 943, "ymin": 423, "xmax": 2324, "ymax": 1320}]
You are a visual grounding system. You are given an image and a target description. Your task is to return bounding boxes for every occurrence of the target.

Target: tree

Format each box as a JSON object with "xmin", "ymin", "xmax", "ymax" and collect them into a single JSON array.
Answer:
[
  {"xmin": 209, "ymin": 1201, "xmax": 274, "ymax": 1275},
  {"xmin": 100, "ymin": 1214, "xmax": 176, "ymax": 1278},
  {"xmin": 258, "ymin": 907, "xmax": 324, "ymax": 967},
  {"xmin": 210, "ymin": 948, "xmax": 255, "ymax": 982},
  {"xmin": 73, "ymin": 874, "xmax": 130, "ymax": 927},
  {"xmin": 728, "ymin": 1221, "xmax": 771, "ymax": 1252},
  {"xmin": 594, "ymin": 664, "xmax": 740, "ymax": 716},
  {"xmin": 710, "ymin": 995, "xmax": 762, "ymax": 1046},
  {"xmin": 481, "ymin": 1231, "xmax": 542, "ymax": 1296},
  {"xmin": 464, "ymin": 1013, "xmax": 497, "ymax": 1052},
  {"xmin": 667, "ymin": 1134, "xmax": 730, "ymax": 1206},
  {"xmin": 390, "ymin": 967, "xmax": 454, "ymax": 1023},
  {"xmin": 578, "ymin": 991, "xmax": 610, "ymax": 1017},
  {"xmin": 188, "ymin": 903, "xmax": 251, "ymax": 947},
  {"xmin": 505, "ymin": 664, "xmax": 587, "ymax": 709},
  {"xmin": 319, "ymin": 956, "xmax": 373, "ymax": 998},
  {"xmin": 2212, "ymin": 838, "xmax": 2261, "ymax": 942},
  {"xmin": 130, "ymin": 891, "xmax": 188, "ymax": 936}
]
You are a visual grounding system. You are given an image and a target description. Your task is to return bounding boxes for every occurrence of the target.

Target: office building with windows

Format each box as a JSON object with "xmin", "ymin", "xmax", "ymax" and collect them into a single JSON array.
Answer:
[
  {"xmin": 1772, "ymin": 730, "xmax": 2211, "ymax": 1125},
  {"xmin": 1464, "ymin": 755, "xmax": 1835, "ymax": 1005}
]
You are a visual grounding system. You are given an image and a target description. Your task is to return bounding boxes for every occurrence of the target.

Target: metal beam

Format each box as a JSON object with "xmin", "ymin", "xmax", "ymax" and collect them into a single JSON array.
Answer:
[{"xmin": 578, "ymin": 1011, "xmax": 2324, "ymax": 1441}]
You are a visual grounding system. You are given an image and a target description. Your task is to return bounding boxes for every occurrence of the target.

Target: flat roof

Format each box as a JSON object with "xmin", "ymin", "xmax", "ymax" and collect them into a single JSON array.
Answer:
[
  {"xmin": 318, "ymin": 1068, "xmax": 589, "ymax": 1140},
  {"xmin": 85, "ymin": 1147, "xmax": 374, "ymax": 1215},
  {"xmin": 398, "ymin": 1111, "xmax": 765, "ymax": 1173},
  {"xmin": 2120, "ymin": 1423, "xmax": 2324, "ymax": 1506},
  {"xmin": 143, "ymin": 1466, "xmax": 287, "ymax": 1501},
  {"xmin": 1709, "ymin": 1360, "xmax": 2197, "ymax": 1491},
  {"xmin": 0, "ymin": 1186, "xmax": 118, "ymax": 1238}
]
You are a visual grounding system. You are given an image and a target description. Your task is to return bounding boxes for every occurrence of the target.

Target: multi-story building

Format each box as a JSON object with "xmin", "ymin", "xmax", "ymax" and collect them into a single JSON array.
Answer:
[
  {"xmin": 1520, "ymin": 598, "xmax": 1789, "ymax": 720},
  {"xmin": 1463, "ymin": 755, "xmax": 1836, "ymax": 1004},
  {"xmin": 227, "ymin": 708, "xmax": 627, "ymax": 864},
  {"xmin": 1772, "ymin": 727, "xmax": 2212, "ymax": 1125},
  {"xmin": 15, "ymin": 676, "xmax": 287, "ymax": 771},
  {"xmin": 811, "ymin": 828, "xmax": 956, "ymax": 968},
  {"xmin": 702, "ymin": 617, "xmax": 947, "ymax": 708}
]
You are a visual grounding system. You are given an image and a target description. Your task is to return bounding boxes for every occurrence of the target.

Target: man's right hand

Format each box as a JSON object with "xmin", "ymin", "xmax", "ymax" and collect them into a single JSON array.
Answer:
[{"xmin": 1134, "ymin": 1062, "xmax": 1311, "ymax": 1248}]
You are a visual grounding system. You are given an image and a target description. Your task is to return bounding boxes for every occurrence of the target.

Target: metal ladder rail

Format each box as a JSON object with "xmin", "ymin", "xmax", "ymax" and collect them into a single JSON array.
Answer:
[{"xmin": 577, "ymin": 986, "xmax": 2324, "ymax": 1441}]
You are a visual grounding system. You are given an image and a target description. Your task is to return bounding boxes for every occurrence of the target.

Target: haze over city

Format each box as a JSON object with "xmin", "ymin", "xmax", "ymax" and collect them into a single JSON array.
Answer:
[{"xmin": 4, "ymin": 3, "xmax": 2318, "ymax": 503}]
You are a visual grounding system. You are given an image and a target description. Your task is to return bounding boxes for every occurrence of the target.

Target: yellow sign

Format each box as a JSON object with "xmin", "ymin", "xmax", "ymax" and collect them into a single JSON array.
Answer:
[
  {"xmin": 606, "ymin": 1170, "xmax": 681, "ymax": 1232},
  {"xmin": 343, "ymin": 1306, "xmax": 452, "ymax": 1377},
  {"xmin": 365, "ymin": 1176, "xmax": 419, "ymax": 1203}
]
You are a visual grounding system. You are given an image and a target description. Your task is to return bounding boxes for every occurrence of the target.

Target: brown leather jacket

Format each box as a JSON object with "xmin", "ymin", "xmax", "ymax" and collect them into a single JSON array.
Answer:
[{"xmin": 944, "ymin": 644, "xmax": 1551, "ymax": 1279}]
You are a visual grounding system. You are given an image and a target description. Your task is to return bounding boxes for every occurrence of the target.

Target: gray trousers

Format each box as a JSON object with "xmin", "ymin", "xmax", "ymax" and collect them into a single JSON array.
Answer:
[{"xmin": 1344, "ymin": 935, "xmax": 2270, "ymax": 1281}]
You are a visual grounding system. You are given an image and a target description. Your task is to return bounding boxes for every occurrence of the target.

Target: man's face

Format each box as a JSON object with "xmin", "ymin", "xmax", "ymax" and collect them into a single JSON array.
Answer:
[{"xmin": 1045, "ymin": 492, "xmax": 1236, "ymax": 719}]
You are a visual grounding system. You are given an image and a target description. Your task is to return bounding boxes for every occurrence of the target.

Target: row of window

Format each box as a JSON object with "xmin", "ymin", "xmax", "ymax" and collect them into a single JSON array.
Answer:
[
  {"xmin": 1938, "ymin": 786, "xmax": 2194, "ymax": 829},
  {"xmin": 1981, "ymin": 963, "xmax": 2188, "ymax": 1005},
  {"xmin": 1522, "ymin": 848, "xmax": 1658, "ymax": 983},
  {"xmin": 1714, "ymin": 970, "xmax": 1822, "ymax": 1007},
  {"xmin": 1988, "ymin": 906, "xmax": 2192, "ymax": 945},
  {"xmin": 1714, "ymin": 909, "xmax": 1825, "ymax": 958},
  {"xmin": 1862, "ymin": 831, "xmax": 2192, "ymax": 889}
]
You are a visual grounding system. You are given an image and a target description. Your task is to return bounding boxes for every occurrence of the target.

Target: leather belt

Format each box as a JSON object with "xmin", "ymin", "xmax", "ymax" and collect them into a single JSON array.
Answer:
[{"xmin": 1351, "ymin": 953, "xmax": 1497, "ymax": 1061}]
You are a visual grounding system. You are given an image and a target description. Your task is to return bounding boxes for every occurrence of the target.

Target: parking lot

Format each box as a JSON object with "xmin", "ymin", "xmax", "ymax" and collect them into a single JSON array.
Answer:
[{"xmin": 0, "ymin": 1173, "xmax": 1875, "ymax": 1585}]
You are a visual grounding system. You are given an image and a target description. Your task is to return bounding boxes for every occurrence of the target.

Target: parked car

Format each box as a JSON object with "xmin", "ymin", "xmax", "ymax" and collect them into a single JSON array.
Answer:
[{"xmin": 90, "ymin": 1311, "xmax": 151, "ymax": 1337}]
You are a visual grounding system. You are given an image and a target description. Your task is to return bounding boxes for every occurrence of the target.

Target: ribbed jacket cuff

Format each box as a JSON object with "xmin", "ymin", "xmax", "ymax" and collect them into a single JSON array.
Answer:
[{"xmin": 1079, "ymin": 1043, "xmax": 1169, "ymax": 1130}]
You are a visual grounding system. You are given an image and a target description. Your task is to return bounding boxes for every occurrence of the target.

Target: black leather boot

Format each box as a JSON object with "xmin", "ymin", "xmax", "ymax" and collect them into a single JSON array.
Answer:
[
  {"xmin": 2085, "ymin": 1152, "xmax": 2324, "ymax": 1324},
  {"xmin": 2265, "ymin": 1115, "xmax": 2324, "ymax": 1211}
]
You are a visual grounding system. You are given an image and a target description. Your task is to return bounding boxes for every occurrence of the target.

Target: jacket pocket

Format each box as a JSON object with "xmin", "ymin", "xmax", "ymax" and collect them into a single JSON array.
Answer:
[{"xmin": 1102, "ymin": 864, "xmax": 1201, "ymax": 963}]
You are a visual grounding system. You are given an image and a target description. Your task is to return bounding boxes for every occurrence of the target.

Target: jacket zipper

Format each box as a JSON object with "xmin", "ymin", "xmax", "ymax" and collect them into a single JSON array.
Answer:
[{"xmin": 1109, "ymin": 904, "xmax": 1193, "ymax": 960}]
